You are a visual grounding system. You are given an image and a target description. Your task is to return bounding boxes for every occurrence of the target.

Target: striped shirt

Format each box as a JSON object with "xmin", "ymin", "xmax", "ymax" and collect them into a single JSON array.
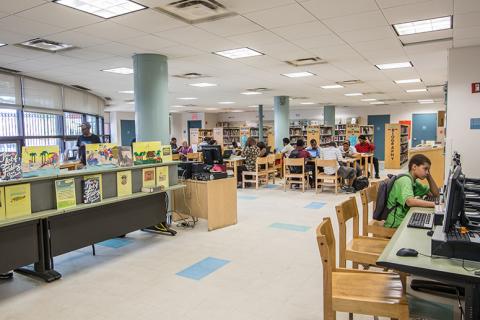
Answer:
[{"xmin": 320, "ymin": 146, "xmax": 342, "ymax": 175}]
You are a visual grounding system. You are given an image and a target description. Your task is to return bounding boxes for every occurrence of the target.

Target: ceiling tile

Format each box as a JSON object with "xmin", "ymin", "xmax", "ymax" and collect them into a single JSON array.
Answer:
[
  {"xmin": 301, "ymin": 0, "xmax": 379, "ymax": 19},
  {"xmin": 454, "ymin": 37, "xmax": 480, "ymax": 48},
  {"xmin": 196, "ymin": 16, "xmax": 263, "ymax": 37},
  {"xmin": 228, "ymin": 30, "xmax": 285, "ymax": 47},
  {"xmin": 382, "ymin": 0, "xmax": 453, "ymax": 24},
  {"xmin": 271, "ymin": 21, "xmax": 331, "ymax": 40},
  {"xmin": 112, "ymin": 9, "xmax": 187, "ymax": 33},
  {"xmin": 75, "ymin": 21, "xmax": 145, "ymax": 41},
  {"xmin": 453, "ymin": 0, "xmax": 480, "ymax": 14},
  {"xmin": 155, "ymin": 45, "xmax": 204, "ymax": 59},
  {"xmin": 453, "ymin": 26, "xmax": 480, "ymax": 40},
  {"xmin": 47, "ymin": 30, "xmax": 107, "ymax": 48},
  {"xmin": 244, "ymin": 3, "xmax": 315, "ymax": 29},
  {"xmin": 117, "ymin": 35, "xmax": 178, "ymax": 51},
  {"xmin": 454, "ymin": 12, "xmax": 480, "ymax": 29},
  {"xmin": 0, "ymin": 0, "xmax": 47, "ymax": 14},
  {"xmin": 376, "ymin": 0, "xmax": 431, "ymax": 9},
  {"xmin": 0, "ymin": 15, "xmax": 63, "ymax": 37},
  {"xmin": 339, "ymin": 26, "xmax": 396, "ymax": 44},
  {"xmin": 323, "ymin": 10, "xmax": 388, "ymax": 33},
  {"xmin": 220, "ymin": 0, "xmax": 294, "ymax": 14},
  {"xmin": 292, "ymin": 34, "xmax": 345, "ymax": 49}
]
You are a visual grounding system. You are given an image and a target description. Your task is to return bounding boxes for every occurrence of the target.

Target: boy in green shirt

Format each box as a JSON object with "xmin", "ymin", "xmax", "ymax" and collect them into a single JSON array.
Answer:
[{"xmin": 384, "ymin": 154, "xmax": 440, "ymax": 228}]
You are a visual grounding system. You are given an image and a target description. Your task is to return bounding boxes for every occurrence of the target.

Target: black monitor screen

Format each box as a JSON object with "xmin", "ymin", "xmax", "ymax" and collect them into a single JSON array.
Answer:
[
  {"xmin": 443, "ymin": 166, "xmax": 464, "ymax": 232},
  {"xmin": 201, "ymin": 145, "xmax": 223, "ymax": 165}
]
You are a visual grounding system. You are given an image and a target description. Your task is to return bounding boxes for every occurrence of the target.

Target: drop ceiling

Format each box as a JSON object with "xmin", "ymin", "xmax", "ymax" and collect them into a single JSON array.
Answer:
[{"xmin": 0, "ymin": 0, "xmax": 476, "ymax": 113}]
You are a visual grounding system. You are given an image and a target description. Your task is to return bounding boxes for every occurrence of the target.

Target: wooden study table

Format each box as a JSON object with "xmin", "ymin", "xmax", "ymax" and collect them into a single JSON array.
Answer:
[
  {"xmin": 358, "ymin": 153, "xmax": 374, "ymax": 178},
  {"xmin": 224, "ymin": 157, "xmax": 245, "ymax": 178}
]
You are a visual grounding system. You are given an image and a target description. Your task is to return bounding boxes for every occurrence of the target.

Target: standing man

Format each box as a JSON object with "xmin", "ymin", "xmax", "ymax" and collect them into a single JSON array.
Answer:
[
  {"xmin": 170, "ymin": 137, "xmax": 178, "ymax": 154},
  {"xmin": 77, "ymin": 122, "xmax": 101, "ymax": 166},
  {"xmin": 355, "ymin": 135, "xmax": 380, "ymax": 179}
]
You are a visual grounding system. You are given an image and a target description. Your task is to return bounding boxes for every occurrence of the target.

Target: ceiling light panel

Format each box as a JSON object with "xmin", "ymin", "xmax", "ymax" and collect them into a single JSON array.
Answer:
[
  {"xmin": 241, "ymin": 91, "xmax": 263, "ymax": 95},
  {"xmin": 321, "ymin": 85, "xmax": 344, "ymax": 89},
  {"xmin": 214, "ymin": 47, "xmax": 263, "ymax": 59},
  {"xmin": 102, "ymin": 67, "xmax": 133, "ymax": 74},
  {"xmin": 406, "ymin": 89, "xmax": 427, "ymax": 93},
  {"xmin": 370, "ymin": 101, "xmax": 385, "ymax": 105},
  {"xmin": 361, "ymin": 98, "xmax": 376, "ymax": 102},
  {"xmin": 393, "ymin": 16, "xmax": 452, "ymax": 36},
  {"xmin": 218, "ymin": 101, "xmax": 235, "ymax": 105},
  {"xmin": 0, "ymin": 43, "xmax": 6, "ymax": 47},
  {"xmin": 394, "ymin": 78, "xmax": 421, "ymax": 84},
  {"xmin": 189, "ymin": 83, "xmax": 217, "ymax": 87},
  {"xmin": 118, "ymin": 90, "xmax": 134, "ymax": 93},
  {"xmin": 418, "ymin": 99, "xmax": 434, "ymax": 104},
  {"xmin": 344, "ymin": 93, "xmax": 363, "ymax": 96},
  {"xmin": 300, "ymin": 102, "xmax": 315, "ymax": 105},
  {"xmin": 178, "ymin": 97, "xmax": 198, "ymax": 100},
  {"xmin": 375, "ymin": 62, "xmax": 413, "ymax": 70},
  {"xmin": 282, "ymin": 72, "xmax": 315, "ymax": 78},
  {"xmin": 54, "ymin": 0, "xmax": 146, "ymax": 19}
]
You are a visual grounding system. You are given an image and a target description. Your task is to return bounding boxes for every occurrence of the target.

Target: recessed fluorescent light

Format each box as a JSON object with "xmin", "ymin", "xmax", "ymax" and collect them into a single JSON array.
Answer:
[
  {"xmin": 231, "ymin": 110, "xmax": 244, "ymax": 113},
  {"xmin": 394, "ymin": 78, "xmax": 421, "ymax": 84},
  {"xmin": 418, "ymin": 99, "xmax": 434, "ymax": 104},
  {"xmin": 282, "ymin": 72, "xmax": 315, "ymax": 78},
  {"xmin": 102, "ymin": 67, "xmax": 133, "ymax": 74},
  {"xmin": 300, "ymin": 102, "xmax": 315, "ymax": 105},
  {"xmin": 361, "ymin": 98, "xmax": 376, "ymax": 102},
  {"xmin": 406, "ymin": 88, "xmax": 428, "ymax": 93},
  {"xmin": 370, "ymin": 101, "xmax": 385, "ymax": 105},
  {"xmin": 20, "ymin": 38, "xmax": 74, "ymax": 52},
  {"xmin": 171, "ymin": 105, "xmax": 186, "ymax": 108},
  {"xmin": 344, "ymin": 93, "xmax": 363, "ymax": 96},
  {"xmin": 118, "ymin": 90, "xmax": 134, "ymax": 94},
  {"xmin": 127, "ymin": 101, "xmax": 135, "ymax": 105},
  {"xmin": 189, "ymin": 83, "xmax": 217, "ymax": 87},
  {"xmin": 54, "ymin": 0, "xmax": 146, "ymax": 19},
  {"xmin": 177, "ymin": 97, "xmax": 197, "ymax": 100},
  {"xmin": 214, "ymin": 47, "xmax": 263, "ymax": 59},
  {"xmin": 206, "ymin": 108, "xmax": 219, "ymax": 111},
  {"xmin": 375, "ymin": 62, "xmax": 413, "ymax": 70},
  {"xmin": 321, "ymin": 84, "xmax": 344, "ymax": 89},
  {"xmin": 393, "ymin": 16, "xmax": 452, "ymax": 36},
  {"xmin": 241, "ymin": 91, "xmax": 262, "ymax": 95},
  {"xmin": 248, "ymin": 105, "xmax": 259, "ymax": 108},
  {"xmin": 218, "ymin": 101, "xmax": 235, "ymax": 105},
  {"xmin": 0, "ymin": 43, "xmax": 6, "ymax": 47}
]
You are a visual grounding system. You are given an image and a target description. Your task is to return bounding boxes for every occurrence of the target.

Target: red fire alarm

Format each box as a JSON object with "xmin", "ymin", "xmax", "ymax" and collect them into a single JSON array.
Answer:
[{"xmin": 472, "ymin": 82, "xmax": 480, "ymax": 93}]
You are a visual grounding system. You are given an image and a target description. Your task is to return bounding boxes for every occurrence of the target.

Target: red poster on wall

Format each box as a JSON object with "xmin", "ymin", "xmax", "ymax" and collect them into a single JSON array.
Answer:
[{"xmin": 399, "ymin": 120, "xmax": 411, "ymax": 139}]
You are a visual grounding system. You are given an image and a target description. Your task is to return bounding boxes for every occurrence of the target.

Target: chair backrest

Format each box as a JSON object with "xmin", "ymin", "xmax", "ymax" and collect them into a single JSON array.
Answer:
[
  {"xmin": 284, "ymin": 157, "xmax": 305, "ymax": 175},
  {"xmin": 255, "ymin": 156, "xmax": 268, "ymax": 172},
  {"xmin": 187, "ymin": 152, "xmax": 200, "ymax": 161},
  {"xmin": 360, "ymin": 184, "xmax": 379, "ymax": 236},
  {"xmin": 315, "ymin": 159, "xmax": 338, "ymax": 173},
  {"xmin": 336, "ymin": 197, "xmax": 360, "ymax": 266},
  {"xmin": 275, "ymin": 153, "xmax": 282, "ymax": 160},
  {"xmin": 316, "ymin": 217, "xmax": 336, "ymax": 317},
  {"xmin": 266, "ymin": 153, "xmax": 275, "ymax": 166}
]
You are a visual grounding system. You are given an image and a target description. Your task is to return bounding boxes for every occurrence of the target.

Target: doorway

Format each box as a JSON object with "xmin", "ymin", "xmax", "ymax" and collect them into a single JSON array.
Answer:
[
  {"xmin": 368, "ymin": 114, "xmax": 390, "ymax": 161},
  {"xmin": 120, "ymin": 120, "xmax": 136, "ymax": 146},
  {"xmin": 187, "ymin": 120, "xmax": 202, "ymax": 145},
  {"xmin": 412, "ymin": 113, "xmax": 437, "ymax": 147}
]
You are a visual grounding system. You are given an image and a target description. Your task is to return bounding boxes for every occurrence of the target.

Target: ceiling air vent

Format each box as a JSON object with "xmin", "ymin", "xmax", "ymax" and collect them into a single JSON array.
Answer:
[
  {"xmin": 71, "ymin": 85, "xmax": 91, "ymax": 91},
  {"xmin": 18, "ymin": 38, "xmax": 74, "ymax": 52},
  {"xmin": 336, "ymin": 80, "xmax": 364, "ymax": 86},
  {"xmin": 173, "ymin": 72, "xmax": 210, "ymax": 79},
  {"xmin": 104, "ymin": 97, "xmax": 112, "ymax": 101},
  {"xmin": 286, "ymin": 57, "xmax": 327, "ymax": 67},
  {"xmin": 154, "ymin": 0, "xmax": 236, "ymax": 24},
  {"xmin": 0, "ymin": 67, "xmax": 21, "ymax": 73}
]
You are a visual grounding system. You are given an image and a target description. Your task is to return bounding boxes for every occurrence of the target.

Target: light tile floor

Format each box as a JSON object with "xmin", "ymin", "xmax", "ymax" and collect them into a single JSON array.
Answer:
[{"xmin": 0, "ymin": 175, "xmax": 459, "ymax": 319}]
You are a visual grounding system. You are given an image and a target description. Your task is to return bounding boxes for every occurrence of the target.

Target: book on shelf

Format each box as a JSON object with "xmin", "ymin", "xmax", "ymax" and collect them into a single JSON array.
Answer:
[
  {"xmin": 142, "ymin": 168, "xmax": 156, "ymax": 188},
  {"xmin": 0, "ymin": 187, "xmax": 5, "ymax": 220},
  {"xmin": 5, "ymin": 183, "xmax": 31, "ymax": 219},
  {"xmin": 55, "ymin": 178, "xmax": 77, "ymax": 209},
  {"xmin": 161, "ymin": 145, "xmax": 173, "ymax": 162},
  {"xmin": 117, "ymin": 170, "xmax": 132, "ymax": 197},
  {"xmin": 156, "ymin": 166, "xmax": 169, "ymax": 190},
  {"xmin": 0, "ymin": 152, "xmax": 22, "ymax": 181},
  {"xmin": 82, "ymin": 174, "xmax": 102, "ymax": 204},
  {"xmin": 141, "ymin": 186, "xmax": 163, "ymax": 193}
]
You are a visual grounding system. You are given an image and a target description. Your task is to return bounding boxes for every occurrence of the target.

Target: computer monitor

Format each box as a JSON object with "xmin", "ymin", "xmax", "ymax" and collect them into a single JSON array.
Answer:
[
  {"xmin": 222, "ymin": 149, "xmax": 233, "ymax": 159},
  {"xmin": 443, "ymin": 166, "xmax": 464, "ymax": 232},
  {"xmin": 201, "ymin": 145, "xmax": 223, "ymax": 165}
]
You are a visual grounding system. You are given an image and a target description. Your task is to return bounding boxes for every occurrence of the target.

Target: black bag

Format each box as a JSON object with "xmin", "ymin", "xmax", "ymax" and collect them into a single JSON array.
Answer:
[
  {"xmin": 372, "ymin": 174, "xmax": 412, "ymax": 221},
  {"xmin": 352, "ymin": 177, "xmax": 369, "ymax": 191}
]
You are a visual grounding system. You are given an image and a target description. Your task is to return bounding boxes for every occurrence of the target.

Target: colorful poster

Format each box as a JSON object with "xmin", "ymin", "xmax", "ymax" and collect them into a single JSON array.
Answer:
[
  {"xmin": 114, "ymin": 146, "xmax": 133, "ymax": 167},
  {"xmin": 0, "ymin": 152, "xmax": 22, "ymax": 180},
  {"xmin": 156, "ymin": 166, "xmax": 169, "ymax": 191},
  {"xmin": 5, "ymin": 183, "xmax": 31, "ymax": 219},
  {"xmin": 117, "ymin": 170, "xmax": 132, "ymax": 197},
  {"xmin": 82, "ymin": 174, "xmax": 102, "ymax": 204},
  {"xmin": 132, "ymin": 141, "xmax": 162, "ymax": 165},
  {"xmin": 55, "ymin": 178, "xmax": 76, "ymax": 209},
  {"xmin": 85, "ymin": 143, "xmax": 117, "ymax": 166},
  {"xmin": 0, "ymin": 187, "xmax": 5, "ymax": 220},
  {"xmin": 161, "ymin": 145, "xmax": 172, "ymax": 162},
  {"xmin": 21, "ymin": 146, "xmax": 60, "ymax": 174},
  {"xmin": 142, "ymin": 168, "xmax": 156, "ymax": 188}
]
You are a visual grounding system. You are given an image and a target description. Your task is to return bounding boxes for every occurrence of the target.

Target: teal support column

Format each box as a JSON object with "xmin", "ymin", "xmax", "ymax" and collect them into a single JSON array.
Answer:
[
  {"xmin": 258, "ymin": 104, "xmax": 264, "ymax": 143},
  {"xmin": 133, "ymin": 54, "xmax": 169, "ymax": 143},
  {"xmin": 274, "ymin": 96, "xmax": 289, "ymax": 151},
  {"xmin": 324, "ymin": 105, "xmax": 335, "ymax": 126}
]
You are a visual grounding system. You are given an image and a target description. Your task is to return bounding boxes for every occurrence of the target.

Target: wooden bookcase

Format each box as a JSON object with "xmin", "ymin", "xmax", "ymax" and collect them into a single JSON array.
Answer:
[
  {"xmin": 360, "ymin": 125, "xmax": 374, "ymax": 142},
  {"xmin": 384, "ymin": 124, "xmax": 409, "ymax": 169},
  {"xmin": 319, "ymin": 125, "xmax": 334, "ymax": 146},
  {"xmin": 334, "ymin": 124, "xmax": 347, "ymax": 144},
  {"xmin": 306, "ymin": 125, "xmax": 320, "ymax": 144},
  {"xmin": 214, "ymin": 127, "xmax": 240, "ymax": 147}
]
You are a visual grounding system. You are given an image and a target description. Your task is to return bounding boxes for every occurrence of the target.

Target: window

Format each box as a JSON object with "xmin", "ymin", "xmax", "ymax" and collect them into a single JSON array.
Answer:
[
  {"xmin": 25, "ymin": 138, "xmax": 62, "ymax": 147},
  {"xmin": 0, "ymin": 142, "xmax": 18, "ymax": 152},
  {"xmin": 23, "ymin": 111, "xmax": 62, "ymax": 136},
  {"xmin": 65, "ymin": 139, "xmax": 78, "ymax": 151},
  {"xmin": 86, "ymin": 114, "xmax": 98, "ymax": 134},
  {"xmin": 0, "ymin": 108, "xmax": 19, "ymax": 136},
  {"xmin": 64, "ymin": 112, "xmax": 82, "ymax": 136}
]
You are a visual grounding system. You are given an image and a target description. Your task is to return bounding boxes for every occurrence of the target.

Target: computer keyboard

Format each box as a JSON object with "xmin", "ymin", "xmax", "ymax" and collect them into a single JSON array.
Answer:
[
  {"xmin": 424, "ymin": 195, "xmax": 439, "ymax": 202},
  {"xmin": 407, "ymin": 212, "xmax": 433, "ymax": 229},
  {"xmin": 446, "ymin": 229, "xmax": 471, "ymax": 243}
]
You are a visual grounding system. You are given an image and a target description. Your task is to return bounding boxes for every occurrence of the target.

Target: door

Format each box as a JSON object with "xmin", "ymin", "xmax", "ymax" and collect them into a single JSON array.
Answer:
[
  {"xmin": 412, "ymin": 113, "xmax": 437, "ymax": 147},
  {"xmin": 187, "ymin": 120, "xmax": 202, "ymax": 145},
  {"xmin": 120, "ymin": 120, "xmax": 136, "ymax": 146},
  {"xmin": 368, "ymin": 115, "xmax": 390, "ymax": 161}
]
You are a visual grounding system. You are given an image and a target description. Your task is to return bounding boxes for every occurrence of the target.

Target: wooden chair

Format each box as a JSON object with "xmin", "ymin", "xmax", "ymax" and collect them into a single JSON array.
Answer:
[
  {"xmin": 316, "ymin": 217, "xmax": 409, "ymax": 320},
  {"xmin": 360, "ymin": 183, "xmax": 396, "ymax": 238},
  {"xmin": 242, "ymin": 157, "xmax": 269, "ymax": 189},
  {"xmin": 336, "ymin": 196, "xmax": 390, "ymax": 269},
  {"xmin": 283, "ymin": 158, "xmax": 309, "ymax": 192},
  {"xmin": 266, "ymin": 154, "xmax": 277, "ymax": 184},
  {"xmin": 172, "ymin": 153, "xmax": 180, "ymax": 161},
  {"xmin": 186, "ymin": 152, "xmax": 201, "ymax": 161},
  {"xmin": 315, "ymin": 159, "xmax": 342, "ymax": 194},
  {"xmin": 274, "ymin": 153, "xmax": 283, "ymax": 178}
]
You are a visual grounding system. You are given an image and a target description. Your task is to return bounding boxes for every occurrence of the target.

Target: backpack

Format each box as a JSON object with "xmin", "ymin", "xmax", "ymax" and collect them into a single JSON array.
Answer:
[
  {"xmin": 372, "ymin": 174, "xmax": 412, "ymax": 221},
  {"xmin": 352, "ymin": 176, "xmax": 369, "ymax": 191}
]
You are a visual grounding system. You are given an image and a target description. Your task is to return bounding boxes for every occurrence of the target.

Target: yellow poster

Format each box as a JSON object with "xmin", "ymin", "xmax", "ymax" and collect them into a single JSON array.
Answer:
[
  {"xmin": 142, "ymin": 168, "xmax": 156, "ymax": 188},
  {"xmin": 85, "ymin": 143, "xmax": 117, "ymax": 166},
  {"xmin": 132, "ymin": 141, "xmax": 162, "ymax": 165},
  {"xmin": 117, "ymin": 170, "xmax": 132, "ymax": 197},
  {"xmin": 0, "ymin": 187, "xmax": 5, "ymax": 220},
  {"xmin": 5, "ymin": 183, "xmax": 31, "ymax": 219},
  {"xmin": 156, "ymin": 166, "xmax": 169, "ymax": 191},
  {"xmin": 161, "ymin": 145, "xmax": 172, "ymax": 162},
  {"xmin": 55, "ymin": 178, "xmax": 76, "ymax": 209},
  {"xmin": 21, "ymin": 146, "xmax": 60, "ymax": 173}
]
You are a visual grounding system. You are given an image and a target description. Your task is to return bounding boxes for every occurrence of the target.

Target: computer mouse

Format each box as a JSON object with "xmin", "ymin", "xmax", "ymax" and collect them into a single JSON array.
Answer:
[
  {"xmin": 427, "ymin": 230, "xmax": 434, "ymax": 237},
  {"xmin": 396, "ymin": 248, "xmax": 419, "ymax": 257}
]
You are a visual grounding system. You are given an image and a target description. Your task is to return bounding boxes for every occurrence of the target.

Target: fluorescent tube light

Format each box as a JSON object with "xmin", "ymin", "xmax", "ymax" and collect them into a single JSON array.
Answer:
[
  {"xmin": 393, "ymin": 16, "xmax": 452, "ymax": 36},
  {"xmin": 282, "ymin": 72, "xmax": 315, "ymax": 78},
  {"xmin": 241, "ymin": 91, "xmax": 262, "ymax": 95},
  {"xmin": 218, "ymin": 101, "xmax": 235, "ymax": 105},
  {"xmin": 300, "ymin": 102, "xmax": 315, "ymax": 105},
  {"xmin": 375, "ymin": 62, "xmax": 413, "ymax": 70},
  {"xmin": 118, "ymin": 90, "xmax": 134, "ymax": 94},
  {"xmin": 370, "ymin": 101, "xmax": 385, "ymax": 105},
  {"xmin": 177, "ymin": 97, "xmax": 198, "ymax": 100},
  {"xmin": 394, "ymin": 78, "xmax": 421, "ymax": 84},
  {"xmin": 54, "ymin": 0, "xmax": 146, "ymax": 19},
  {"xmin": 406, "ymin": 88, "xmax": 427, "ymax": 93},
  {"xmin": 418, "ymin": 99, "xmax": 434, "ymax": 104},
  {"xmin": 206, "ymin": 108, "xmax": 219, "ymax": 111},
  {"xmin": 102, "ymin": 67, "xmax": 133, "ymax": 74},
  {"xmin": 344, "ymin": 93, "xmax": 363, "ymax": 96},
  {"xmin": 321, "ymin": 84, "xmax": 344, "ymax": 89},
  {"xmin": 214, "ymin": 47, "xmax": 263, "ymax": 59},
  {"xmin": 361, "ymin": 98, "xmax": 376, "ymax": 102},
  {"xmin": 189, "ymin": 83, "xmax": 217, "ymax": 87}
]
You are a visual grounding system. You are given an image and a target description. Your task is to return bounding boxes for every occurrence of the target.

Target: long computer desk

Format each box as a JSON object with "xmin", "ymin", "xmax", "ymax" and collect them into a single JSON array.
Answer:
[{"xmin": 377, "ymin": 207, "xmax": 480, "ymax": 320}]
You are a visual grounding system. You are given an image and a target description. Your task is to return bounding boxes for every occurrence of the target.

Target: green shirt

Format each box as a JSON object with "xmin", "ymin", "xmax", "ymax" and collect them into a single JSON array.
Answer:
[{"xmin": 384, "ymin": 174, "xmax": 430, "ymax": 228}]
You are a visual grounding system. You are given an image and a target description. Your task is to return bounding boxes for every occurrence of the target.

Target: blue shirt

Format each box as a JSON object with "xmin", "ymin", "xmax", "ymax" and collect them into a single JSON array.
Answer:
[{"xmin": 307, "ymin": 147, "xmax": 320, "ymax": 158}]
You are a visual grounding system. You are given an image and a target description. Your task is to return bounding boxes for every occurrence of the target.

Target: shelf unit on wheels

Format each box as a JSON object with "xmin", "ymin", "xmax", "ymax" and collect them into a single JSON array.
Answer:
[{"xmin": 384, "ymin": 123, "xmax": 409, "ymax": 169}]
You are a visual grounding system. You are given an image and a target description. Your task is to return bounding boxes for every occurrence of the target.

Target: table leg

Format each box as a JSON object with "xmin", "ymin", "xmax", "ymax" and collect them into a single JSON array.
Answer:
[
  {"xmin": 370, "ymin": 156, "xmax": 374, "ymax": 178},
  {"xmin": 233, "ymin": 161, "xmax": 238, "ymax": 179}
]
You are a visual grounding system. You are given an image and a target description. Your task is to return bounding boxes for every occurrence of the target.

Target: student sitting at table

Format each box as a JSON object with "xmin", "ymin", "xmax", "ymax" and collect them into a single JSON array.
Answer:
[
  {"xmin": 384, "ymin": 154, "xmax": 440, "ymax": 228},
  {"xmin": 339, "ymin": 141, "xmax": 357, "ymax": 157},
  {"xmin": 257, "ymin": 141, "xmax": 269, "ymax": 157},
  {"xmin": 355, "ymin": 135, "xmax": 380, "ymax": 179},
  {"xmin": 320, "ymin": 141, "xmax": 357, "ymax": 193},
  {"xmin": 170, "ymin": 137, "xmax": 179, "ymax": 153},
  {"xmin": 178, "ymin": 141, "xmax": 193, "ymax": 160},
  {"xmin": 307, "ymin": 139, "xmax": 320, "ymax": 158},
  {"xmin": 289, "ymin": 139, "xmax": 315, "ymax": 187},
  {"xmin": 280, "ymin": 137, "xmax": 294, "ymax": 158},
  {"xmin": 231, "ymin": 141, "xmax": 241, "ymax": 156},
  {"xmin": 237, "ymin": 137, "xmax": 260, "ymax": 187}
]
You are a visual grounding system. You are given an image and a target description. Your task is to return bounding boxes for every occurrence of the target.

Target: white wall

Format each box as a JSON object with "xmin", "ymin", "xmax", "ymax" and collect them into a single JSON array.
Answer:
[
  {"xmin": 447, "ymin": 45, "xmax": 480, "ymax": 177},
  {"xmin": 109, "ymin": 111, "xmax": 135, "ymax": 145}
]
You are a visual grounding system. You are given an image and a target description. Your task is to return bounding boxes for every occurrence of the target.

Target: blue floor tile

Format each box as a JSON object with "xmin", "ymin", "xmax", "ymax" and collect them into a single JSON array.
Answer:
[
  {"xmin": 409, "ymin": 297, "xmax": 453, "ymax": 320},
  {"xmin": 97, "ymin": 238, "xmax": 133, "ymax": 249},
  {"xmin": 269, "ymin": 223, "xmax": 311, "ymax": 232},
  {"xmin": 238, "ymin": 195, "xmax": 258, "ymax": 200},
  {"xmin": 304, "ymin": 202, "xmax": 326, "ymax": 209},
  {"xmin": 176, "ymin": 257, "xmax": 230, "ymax": 280},
  {"xmin": 263, "ymin": 184, "xmax": 280, "ymax": 189}
]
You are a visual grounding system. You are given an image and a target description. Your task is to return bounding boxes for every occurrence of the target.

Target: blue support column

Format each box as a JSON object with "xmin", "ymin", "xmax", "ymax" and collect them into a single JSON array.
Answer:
[
  {"xmin": 324, "ymin": 105, "xmax": 335, "ymax": 126},
  {"xmin": 133, "ymin": 53, "xmax": 169, "ymax": 143},
  {"xmin": 274, "ymin": 96, "xmax": 289, "ymax": 151},
  {"xmin": 258, "ymin": 104, "xmax": 264, "ymax": 143}
]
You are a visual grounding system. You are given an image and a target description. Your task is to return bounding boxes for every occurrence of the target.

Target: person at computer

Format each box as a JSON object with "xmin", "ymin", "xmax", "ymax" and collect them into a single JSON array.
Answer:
[
  {"xmin": 307, "ymin": 139, "xmax": 320, "ymax": 158},
  {"xmin": 355, "ymin": 135, "xmax": 380, "ymax": 179},
  {"xmin": 237, "ymin": 137, "xmax": 260, "ymax": 187},
  {"xmin": 280, "ymin": 137, "xmax": 294, "ymax": 158},
  {"xmin": 198, "ymin": 137, "xmax": 210, "ymax": 151},
  {"xmin": 178, "ymin": 141, "xmax": 193, "ymax": 160},
  {"xmin": 289, "ymin": 139, "xmax": 315, "ymax": 188},
  {"xmin": 257, "ymin": 141, "xmax": 269, "ymax": 157},
  {"xmin": 231, "ymin": 141, "xmax": 241, "ymax": 156},
  {"xmin": 384, "ymin": 154, "xmax": 440, "ymax": 228}
]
